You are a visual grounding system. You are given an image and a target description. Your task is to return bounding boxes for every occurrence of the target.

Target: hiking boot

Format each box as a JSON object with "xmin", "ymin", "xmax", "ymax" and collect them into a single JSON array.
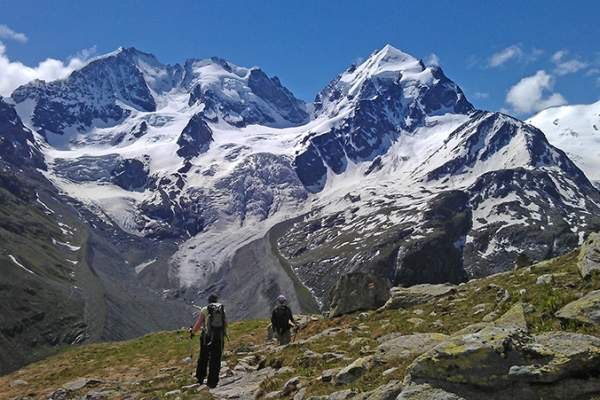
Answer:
[{"xmin": 207, "ymin": 382, "xmax": 217, "ymax": 388}]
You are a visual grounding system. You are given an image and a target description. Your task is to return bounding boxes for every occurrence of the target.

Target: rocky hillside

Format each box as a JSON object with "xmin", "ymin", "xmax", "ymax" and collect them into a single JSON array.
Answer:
[{"xmin": 4, "ymin": 233, "xmax": 600, "ymax": 399}]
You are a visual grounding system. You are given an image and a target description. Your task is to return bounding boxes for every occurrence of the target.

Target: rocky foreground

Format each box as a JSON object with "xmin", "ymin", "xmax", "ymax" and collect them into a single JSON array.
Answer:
[{"xmin": 5, "ymin": 233, "xmax": 600, "ymax": 400}]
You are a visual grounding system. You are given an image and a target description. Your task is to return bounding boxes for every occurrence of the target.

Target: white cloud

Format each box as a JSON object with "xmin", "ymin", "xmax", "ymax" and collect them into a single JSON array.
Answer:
[
  {"xmin": 0, "ymin": 25, "xmax": 27, "ymax": 43},
  {"xmin": 552, "ymin": 50, "xmax": 588, "ymax": 76},
  {"xmin": 0, "ymin": 43, "xmax": 96, "ymax": 97},
  {"xmin": 505, "ymin": 70, "xmax": 567, "ymax": 115},
  {"xmin": 474, "ymin": 92, "xmax": 489, "ymax": 99},
  {"xmin": 488, "ymin": 45, "xmax": 523, "ymax": 67},
  {"xmin": 425, "ymin": 53, "xmax": 440, "ymax": 66}
]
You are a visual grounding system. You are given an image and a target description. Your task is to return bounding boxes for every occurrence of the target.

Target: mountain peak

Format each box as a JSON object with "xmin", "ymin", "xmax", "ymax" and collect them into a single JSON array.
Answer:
[{"xmin": 367, "ymin": 44, "xmax": 423, "ymax": 74}]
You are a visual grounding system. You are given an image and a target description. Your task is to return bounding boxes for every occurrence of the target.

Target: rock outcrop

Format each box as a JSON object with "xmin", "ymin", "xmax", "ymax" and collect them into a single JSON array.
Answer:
[
  {"xmin": 555, "ymin": 290, "xmax": 600, "ymax": 325},
  {"xmin": 378, "ymin": 283, "xmax": 457, "ymax": 311},
  {"xmin": 328, "ymin": 273, "xmax": 392, "ymax": 317},
  {"xmin": 403, "ymin": 303, "xmax": 600, "ymax": 400},
  {"xmin": 578, "ymin": 232, "xmax": 600, "ymax": 279}
]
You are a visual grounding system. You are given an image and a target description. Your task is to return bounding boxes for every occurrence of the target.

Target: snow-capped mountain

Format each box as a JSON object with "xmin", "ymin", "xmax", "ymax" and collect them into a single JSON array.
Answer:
[
  {"xmin": 4, "ymin": 45, "xmax": 600, "ymax": 325},
  {"xmin": 526, "ymin": 100, "xmax": 600, "ymax": 189}
]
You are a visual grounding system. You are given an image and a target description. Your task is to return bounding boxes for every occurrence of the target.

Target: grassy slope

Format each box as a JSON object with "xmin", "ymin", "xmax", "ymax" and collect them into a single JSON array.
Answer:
[
  {"xmin": 0, "ymin": 171, "xmax": 87, "ymax": 377},
  {"xmin": 3, "ymin": 249, "xmax": 600, "ymax": 399}
]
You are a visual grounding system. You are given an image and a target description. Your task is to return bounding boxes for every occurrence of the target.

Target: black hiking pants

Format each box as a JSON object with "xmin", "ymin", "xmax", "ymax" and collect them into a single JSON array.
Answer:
[{"xmin": 196, "ymin": 331, "xmax": 224, "ymax": 387}]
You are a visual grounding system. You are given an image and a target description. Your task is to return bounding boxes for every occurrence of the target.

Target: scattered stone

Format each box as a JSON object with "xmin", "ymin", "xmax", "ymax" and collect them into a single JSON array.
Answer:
[
  {"xmin": 9, "ymin": 379, "xmax": 29, "ymax": 387},
  {"xmin": 495, "ymin": 287, "xmax": 511, "ymax": 304},
  {"xmin": 335, "ymin": 356, "xmax": 378, "ymax": 385},
  {"xmin": 321, "ymin": 368, "xmax": 341, "ymax": 383},
  {"xmin": 294, "ymin": 387, "xmax": 308, "ymax": 400},
  {"xmin": 62, "ymin": 378, "xmax": 103, "ymax": 391},
  {"xmin": 181, "ymin": 383, "xmax": 201, "ymax": 391},
  {"xmin": 282, "ymin": 376, "xmax": 301, "ymax": 396},
  {"xmin": 397, "ymin": 383, "xmax": 465, "ymax": 399},
  {"xmin": 353, "ymin": 379, "xmax": 403, "ymax": 399},
  {"xmin": 350, "ymin": 337, "xmax": 370, "ymax": 346},
  {"xmin": 276, "ymin": 366, "xmax": 295, "ymax": 375},
  {"xmin": 85, "ymin": 391, "xmax": 115, "ymax": 399},
  {"xmin": 329, "ymin": 389, "xmax": 359, "ymax": 399},
  {"xmin": 323, "ymin": 352, "xmax": 346, "ymax": 361},
  {"xmin": 537, "ymin": 274, "xmax": 553, "ymax": 284}
]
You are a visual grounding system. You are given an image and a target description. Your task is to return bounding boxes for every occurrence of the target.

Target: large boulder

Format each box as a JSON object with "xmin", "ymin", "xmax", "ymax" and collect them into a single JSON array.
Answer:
[
  {"xmin": 555, "ymin": 290, "xmax": 600, "ymax": 325},
  {"xmin": 578, "ymin": 232, "xmax": 600, "ymax": 279},
  {"xmin": 329, "ymin": 273, "xmax": 391, "ymax": 317},
  {"xmin": 378, "ymin": 283, "xmax": 456, "ymax": 311},
  {"xmin": 406, "ymin": 304, "xmax": 600, "ymax": 399}
]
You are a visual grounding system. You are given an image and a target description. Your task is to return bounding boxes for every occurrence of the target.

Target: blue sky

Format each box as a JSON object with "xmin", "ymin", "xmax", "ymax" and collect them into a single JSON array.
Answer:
[{"xmin": 1, "ymin": 0, "xmax": 598, "ymax": 119}]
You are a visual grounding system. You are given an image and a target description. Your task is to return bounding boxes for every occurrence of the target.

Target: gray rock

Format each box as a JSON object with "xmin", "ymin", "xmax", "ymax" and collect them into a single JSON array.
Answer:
[
  {"xmin": 62, "ymin": 378, "xmax": 103, "ymax": 391},
  {"xmin": 294, "ymin": 387, "xmax": 308, "ymax": 400},
  {"xmin": 578, "ymin": 232, "xmax": 600, "ymax": 279},
  {"xmin": 329, "ymin": 273, "xmax": 392, "ymax": 317},
  {"xmin": 352, "ymin": 379, "xmax": 404, "ymax": 400},
  {"xmin": 378, "ymin": 284, "xmax": 456, "ymax": 311},
  {"xmin": 397, "ymin": 383, "xmax": 465, "ymax": 399},
  {"xmin": 407, "ymin": 328, "xmax": 600, "ymax": 400},
  {"xmin": 322, "ymin": 368, "xmax": 341, "ymax": 383},
  {"xmin": 377, "ymin": 333, "xmax": 449, "ymax": 361},
  {"xmin": 555, "ymin": 289, "xmax": 600, "ymax": 325},
  {"xmin": 329, "ymin": 389, "xmax": 359, "ymax": 399},
  {"xmin": 335, "ymin": 356, "xmax": 378, "ymax": 385}
]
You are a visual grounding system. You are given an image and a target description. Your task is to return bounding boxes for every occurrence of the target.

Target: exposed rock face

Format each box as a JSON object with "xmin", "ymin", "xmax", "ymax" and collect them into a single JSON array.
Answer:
[
  {"xmin": 176, "ymin": 113, "xmax": 213, "ymax": 159},
  {"xmin": 111, "ymin": 158, "xmax": 148, "ymax": 191},
  {"xmin": 578, "ymin": 232, "xmax": 600, "ymax": 279},
  {"xmin": 0, "ymin": 97, "xmax": 45, "ymax": 170},
  {"xmin": 329, "ymin": 273, "xmax": 392, "ymax": 317},
  {"xmin": 392, "ymin": 191, "xmax": 471, "ymax": 287}
]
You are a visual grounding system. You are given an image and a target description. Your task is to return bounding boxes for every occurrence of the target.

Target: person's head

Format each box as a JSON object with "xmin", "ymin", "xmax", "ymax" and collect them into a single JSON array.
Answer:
[
  {"xmin": 207, "ymin": 293, "xmax": 219, "ymax": 303},
  {"xmin": 277, "ymin": 294, "xmax": 286, "ymax": 304}
]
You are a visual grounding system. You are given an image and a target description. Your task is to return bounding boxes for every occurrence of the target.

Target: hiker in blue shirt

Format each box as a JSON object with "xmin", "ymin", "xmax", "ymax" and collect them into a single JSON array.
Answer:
[
  {"xmin": 271, "ymin": 295, "xmax": 300, "ymax": 345},
  {"xmin": 190, "ymin": 293, "xmax": 228, "ymax": 388}
]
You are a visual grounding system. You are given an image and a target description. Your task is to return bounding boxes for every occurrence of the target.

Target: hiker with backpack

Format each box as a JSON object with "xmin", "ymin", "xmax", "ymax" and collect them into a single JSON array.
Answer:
[
  {"xmin": 189, "ymin": 292, "xmax": 227, "ymax": 388},
  {"xmin": 271, "ymin": 295, "xmax": 300, "ymax": 345}
]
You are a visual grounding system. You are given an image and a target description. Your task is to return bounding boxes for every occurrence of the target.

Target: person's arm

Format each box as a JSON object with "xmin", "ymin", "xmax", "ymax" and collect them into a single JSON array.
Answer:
[
  {"xmin": 288, "ymin": 307, "xmax": 300, "ymax": 328},
  {"xmin": 190, "ymin": 309, "xmax": 205, "ymax": 335}
]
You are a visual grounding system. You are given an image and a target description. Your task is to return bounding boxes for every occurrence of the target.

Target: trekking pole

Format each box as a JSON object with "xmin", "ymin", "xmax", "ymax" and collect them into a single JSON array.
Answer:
[{"xmin": 189, "ymin": 327, "xmax": 194, "ymax": 380}]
